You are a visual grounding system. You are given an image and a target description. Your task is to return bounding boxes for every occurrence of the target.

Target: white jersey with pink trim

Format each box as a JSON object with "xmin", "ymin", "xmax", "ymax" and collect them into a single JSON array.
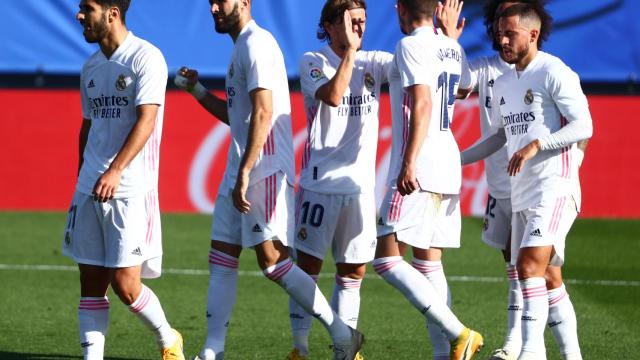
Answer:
[
  {"xmin": 220, "ymin": 20, "xmax": 295, "ymax": 191},
  {"xmin": 468, "ymin": 54, "xmax": 513, "ymax": 200},
  {"xmin": 77, "ymin": 32, "xmax": 167, "ymax": 198},
  {"xmin": 299, "ymin": 46, "xmax": 393, "ymax": 194},
  {"xmin": 387, "ymin": 27, "xmax": 471, "ymax": 195},
  {"xmin": 493, "ymin": 52, "xmax": 591, "ymax": 211}
]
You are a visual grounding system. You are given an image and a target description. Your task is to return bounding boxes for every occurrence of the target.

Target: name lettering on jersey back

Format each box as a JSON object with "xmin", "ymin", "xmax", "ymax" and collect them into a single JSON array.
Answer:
[
  {"xmin": 89, "ymin": 94, "xmax": 130, "ymax": 119},
  {"xmin": 436, "ymin": 48, "xmax": 462, "ymax": 63},
  {"xmin": 336, "ymin": 92, "xmax": 376, "ymax": 117},
  {"xmin": 502, "ymin": 111, "xmax": 536, "ymax": 135}
]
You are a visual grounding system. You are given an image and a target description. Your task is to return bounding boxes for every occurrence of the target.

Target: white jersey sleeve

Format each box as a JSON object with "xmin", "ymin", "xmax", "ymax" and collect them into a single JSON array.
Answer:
[
  {"xmin": 396, "ymin": 37, "xmax": 434, "ymax": 88},
  {"xmin": 244, "ymin": 34, "xmax": 279, "ymax": 92},
  {"xmin": 299, "ymin": 52, "xmax": 330, "ymax": 100},
  {"xmin": 459, "ymin": 48, "xmax": 472, "ymax": 90},
  {"xmin": 135, "ymin": 47, "xmax": 168, "ymax": 107}
]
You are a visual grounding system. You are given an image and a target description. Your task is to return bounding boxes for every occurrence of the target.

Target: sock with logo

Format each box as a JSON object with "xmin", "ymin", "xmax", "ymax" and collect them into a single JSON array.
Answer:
[
  {"xmin": 199, "ymin": 249, "xmax": 239, "ymax": 359},
  {"xmin": 519, "ymin": 277, "xmax": 548, "ymax": 358},
  {"xmin": 412, "ymin": 258, "xmax": 450, "ymax": 359},
  {"xmin": 265, "ymin": 259, "xmax": 352, "ymax": 346},
  {"xmin": 331, "ymin": 275, "xmax": 363, "ymax": 329},
  {"xmin": 78, "ymin": 297, "xmax": 109, "ymax": 360},
  {"xmin": 128, "ymin": 284, "xmax": 176, "ymax": 349},
  {"xmin": 289, "ymin": 274, "xmax": 318, "ymax": 356},
  {"xmin": 548, "ymin": 283, "xmax": 582, "ymax": 360},
  {"xmin": 505, "ymin": 264, "xmax": 523, "ymax": 354},
  {"xmin": 373, "ymin": 256, "xmax": 465, "ymax": 340}
]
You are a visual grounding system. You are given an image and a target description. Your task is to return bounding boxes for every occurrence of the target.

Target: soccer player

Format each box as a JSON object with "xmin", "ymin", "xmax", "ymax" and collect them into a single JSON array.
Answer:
[
  {"xmin": 173, "ymin": 1, "xmax": 363, "ymax": 359},
  {"xmin": 62, "ymin": 0, "xmax": 183, "ymax": 359},
  {"xmin": 287, "ymin": 1, "xmax": 393, "ymax": 359},
  {"xmin": 371, "ymin": 1, "xmax": 483, "ymax": 359},
  {"xmin": 460, "ymin": 4, "xmax": 591, "ymax": 359}
]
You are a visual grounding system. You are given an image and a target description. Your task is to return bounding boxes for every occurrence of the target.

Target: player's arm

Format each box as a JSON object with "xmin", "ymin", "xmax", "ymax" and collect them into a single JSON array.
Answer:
[
  {"xmin": 315, "ymin": 11, "xmax": 359, "ymax": 106},
  {"xmin": 397, "ymin": 84, "xmax": 432, "ymax": 196},
  {"xmin": 436, "ymin": 0, "xmax": 466, "ymax": 41},
  {"xmin": 460, "ymin": 127, "xmax": 507, "ymax": 165},
  {"xmin": 93, "ymin": 104, "xmax": 158, "ymax": 202},
  {"xmin": 232, "ymin": 87, "xmax": 273, "ymax": 213},
  {"xmin": 175, "ymin": 67, "xmax": 229, "ymax": 125},
  {"xmin": 78, "ymin": 118, "xmax": 91, "ymax": 175}
]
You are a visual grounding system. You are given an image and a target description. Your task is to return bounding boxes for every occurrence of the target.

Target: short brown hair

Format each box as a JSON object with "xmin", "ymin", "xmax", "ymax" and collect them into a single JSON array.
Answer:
[
  {"xmin": 397, "ymin": 0, "xmax": 439, "ymax": 22},
  {"xmin": 95, "ymin": 0, "xmax": 131, "ymax": 23},
  {"xmin": 317, "ymin": 0, "xmax": 367, "ymax": 42}
]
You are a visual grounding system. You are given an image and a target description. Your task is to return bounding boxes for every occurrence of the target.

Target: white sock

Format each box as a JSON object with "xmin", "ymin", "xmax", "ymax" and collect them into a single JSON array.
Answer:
[
  {"xmin": 412, "ymin": 258, "xmax": 450, "ymax": 359},
  {"xmin": 519, "ymin": 277, "xmax": 548, "ymax": 359},
  {"xmin": 373, "ymin": 256, "xmax": 465, "ymax": 340},
  {"xmin": 78, "ymin": 297, "xmax": 109, "ymax": 360},
  {"xmin": 264, "ymin": 259, "xmax": 352, "ymax": 346},
  {"xmin": 505, "ymin": 265, "xmax": 523, "ymax": 353},
  {"xmin": 331, "ymin": 275, "xmax": 362, "ymax": 329},
  {"xmin": 128, "ymin": 284, "xmax": 176, "ymax": 349},
  {"xmin": 200, "ymin": 249, "xmax": 239, "ymax": 359},
  {"xmin": 289, "ymin": 274, "xmax": 318, "ymax": 356},
  {"xmin": 548, "ymin": 283, "xmax": 581, "ymax": 359}
]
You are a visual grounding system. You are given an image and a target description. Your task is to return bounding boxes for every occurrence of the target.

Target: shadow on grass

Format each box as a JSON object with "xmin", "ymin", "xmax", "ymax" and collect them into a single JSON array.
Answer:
[{"xmin": 0, "ymin": 353, "xmax": 144, "ymax": 360}]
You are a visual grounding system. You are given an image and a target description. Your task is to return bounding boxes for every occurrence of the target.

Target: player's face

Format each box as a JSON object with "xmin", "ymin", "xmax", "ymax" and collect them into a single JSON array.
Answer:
[
  {"xmin": 498, "ymin": 15, "xmax": 530, "ymax": 64},
  {"xmin": 210, "ymin": 0, "xmax": 241, "ymax": 34},
  {"xmin": 494, "ymin": 1, "xmax": 519, "ymax": 60},
  {"xmin": 77, "ymin": 0, "xmax": 109, "ymax": 43},
  {"xmin": 326, "ymin": 8, "xmax": 366, "ymax": 50}
]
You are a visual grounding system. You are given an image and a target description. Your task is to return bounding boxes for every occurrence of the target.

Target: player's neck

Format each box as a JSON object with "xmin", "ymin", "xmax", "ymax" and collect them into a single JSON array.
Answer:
[
  {"xmin": 516, "ymin": 47, "xmax": 539, "ymax": 71},
  {"xmin": 406, "ymin": 19, "xmax": 433, "ymax": 35},
  {"xmin": 99, "ymin": 24, "xmax": 128, "ymax": 59},
  {"xmin": 229, "ymin": 14, "xmax": 252, "ymax": 42}
]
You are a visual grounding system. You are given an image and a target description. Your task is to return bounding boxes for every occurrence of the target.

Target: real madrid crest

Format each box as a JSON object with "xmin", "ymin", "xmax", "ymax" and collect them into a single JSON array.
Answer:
[
  {"xmin": 297, "ymin": 227, "xmax": 307, "ymax": 240},
  {"xmin": 524, "ymin": 88, "xmax": 534, "ymax": 105},
  {"xmin": 364, "ymin": 72, "xmax": 375, "ymax": 91},
  {"xmin": 115, "ymin": 74, "xmax": 127, "ymax": 91},
  {"xmin": 228, "ymin": 63, "xmax": 235, "ymax": 79}
]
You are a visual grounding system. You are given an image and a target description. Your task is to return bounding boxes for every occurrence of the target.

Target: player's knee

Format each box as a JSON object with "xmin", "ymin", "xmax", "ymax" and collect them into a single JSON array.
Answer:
[
  {"xmin": 516, "ymin": 258, "xmax": 543, "ymax": 279},
  {"xmin": 110, "ymin": 274, "xmax": 140, "ymax": 305},
  {"xmin": 544, "ymin": 266, "xmax": 563, "ymax": 289},
  {"xmin": 336, "ymin": 263, "xmax": 366, "ymax": 280}
]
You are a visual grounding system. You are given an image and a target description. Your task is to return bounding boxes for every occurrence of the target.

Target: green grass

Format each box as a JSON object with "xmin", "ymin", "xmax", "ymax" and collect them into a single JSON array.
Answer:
[{"xmin": 0, "ymin": 212, "xmax": 638, "ymax": 359}]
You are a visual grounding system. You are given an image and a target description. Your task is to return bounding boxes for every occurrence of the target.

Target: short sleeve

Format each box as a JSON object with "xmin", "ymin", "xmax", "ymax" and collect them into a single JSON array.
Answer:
[
  {"xmin": 375, "ymin": 51, "xmax": 395, "ymax": 84},
  {"xmin": 244, "ymin": 34, "xmax": 280, "ymax": 92},
  {"xmin": 135, "ymin": 47, "xmax": 168, "ymax": 107},
  {"xmin": 299, "ymin": 52, "xmax": 330, "ymax": 100},
  {"xmin": 547, "ymin": 64, "xmax": 591, "ymax": 124},
  {"xmin": 395, "ymin": 38, "xmax": 432, "ymax": 88}
]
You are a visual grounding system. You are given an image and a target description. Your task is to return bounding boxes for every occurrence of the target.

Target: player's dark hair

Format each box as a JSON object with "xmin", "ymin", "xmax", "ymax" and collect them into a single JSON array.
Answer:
[
  {"xmin": 484, "ymin": 0, "xmax": 551, "ymax": 50},
  {"xmin": 396, "ymin": 0, "xmax": 439, "ymax": 22},
  {"xmin": 318, "ymin": 0, "xmax": 367, "ymax": 43},
  {"xmin": 94, "ymin": 0, "xmax": 131, "ymax": 24}
]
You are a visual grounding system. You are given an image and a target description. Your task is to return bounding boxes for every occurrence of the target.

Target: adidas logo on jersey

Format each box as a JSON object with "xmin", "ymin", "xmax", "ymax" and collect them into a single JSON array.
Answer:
[
  {"xmin": 131, "ymin": 247, "xmax": 142, "ymax": 256},
  {"xmin": 500, "ymin": 97, "xmax": 506, "ymax": 105},
  {"xmin": 488, "ymin": 79, "xmax": 494, "ymax": 87},
  {"xmin": 87, "ymin": 79, "xmax": 95, "ymax": 88},
  {"xmin": 530, "ymin": 228, "xmax": 542, "ymax": 237},
  {"xmin": 252, "ymin": 224, "xmax": 262, "ymax": 233}
]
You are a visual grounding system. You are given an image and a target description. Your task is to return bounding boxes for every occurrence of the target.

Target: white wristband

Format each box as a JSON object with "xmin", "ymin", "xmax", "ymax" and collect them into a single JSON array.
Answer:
[{"xmin": 174, "ymin": 74, "xmax": 208, "ymax": 100}]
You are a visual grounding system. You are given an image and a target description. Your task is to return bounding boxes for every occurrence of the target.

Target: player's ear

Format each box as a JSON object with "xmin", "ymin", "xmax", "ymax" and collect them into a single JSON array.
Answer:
[
  {"xmin": 107, "ymin": 6, "xmax": 119, "ymax": 23},
  {"xmin": 530, "ymin": 29, "xmax": 539, "ymax": 46}
]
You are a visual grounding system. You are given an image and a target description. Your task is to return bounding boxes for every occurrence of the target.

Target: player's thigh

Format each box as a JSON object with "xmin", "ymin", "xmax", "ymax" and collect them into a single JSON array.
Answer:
[
  {"xmin": 211, "ymin": 190, "xmax": 243, "ymax": 247},
  {"xmin": 293, "ymin": 188, "xmax": 340, "ymax": 261},
  {"xmin": 333, "ymin": 192, "xmax": 377, "ymax": 264},
  {"xmin": 429, "ymin": 193, "xmax": 462, "ymax": 249},
  {"xmin": 62, "ymin": 191, "xmax": 105, "ymax": 266},
  {"xmin": 377, "ymin": 186, "xmax": 431, "ymax": 248},
  {"xmin": 482, "ymin": 195, "xmax": 512, "ymax": 251}
]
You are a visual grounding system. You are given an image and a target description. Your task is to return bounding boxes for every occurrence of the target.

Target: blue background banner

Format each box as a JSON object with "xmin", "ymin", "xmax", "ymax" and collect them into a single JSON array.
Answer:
[{"xmin": 2, "ymin": 0, "xmax": 638, "ymax": 82}]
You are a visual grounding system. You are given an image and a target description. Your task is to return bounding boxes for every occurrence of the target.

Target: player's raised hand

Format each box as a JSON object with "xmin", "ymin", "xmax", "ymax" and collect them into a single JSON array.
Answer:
[
  {"xmin": 397, "ymin": 163, "xmax": 419, "ymax": 196},
  {"xmin": 436, "ymin": 0, "xmax": 465, "ymax": 41},
  {"xmin": 232, "ymin": 171, "xmax": 251, "ymax": 214},
  {"xmin": 174, "ymin": 66, "xmax": 199, "ymax": 92},
  {"xmin": 92, "ymin": 168, "xmax": 122, "ymax": 202},
  {"xmin": 508, "ymin": 139, "xmax": 541, "ymax": 176},
  {"xmin": 341, "ymin": 10, "xmax": 360, "ymax": 51}
]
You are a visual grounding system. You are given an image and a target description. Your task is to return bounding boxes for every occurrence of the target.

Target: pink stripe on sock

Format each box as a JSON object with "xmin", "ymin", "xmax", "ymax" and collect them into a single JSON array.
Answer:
[
  {"xmin": 411, "ymin": 261, "xmax": 443, "ymax": 274},
  {"xmin": 548, "ymin": 290, "xmax": 568, "ymax": 306},
  {"xmin": 335, "ymin": 275, "xmax": 362, "ymax": 289},
  {"xmin": 129, "ymin": 287, "xmax": 150, "ymax": 313},
  {"xmin": 266, "ymin": 260, "xmax": 294, "ymax": 281},
  {"xmin": 209, "ymin": 251, "xmax": 239, "ymax": 269},
  {"xmin": 522, "ymin": 285, "xmax": 548, "ymax": 299},
  {"xmin": 373, "ymin": 259, "xmax": 401, "ymax": 275}
]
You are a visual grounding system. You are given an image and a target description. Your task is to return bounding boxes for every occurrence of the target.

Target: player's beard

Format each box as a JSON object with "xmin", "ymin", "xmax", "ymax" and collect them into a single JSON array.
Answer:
[
  {"xmin": 501, "ymin": 42, "xmax": 529, "ymax": 65},
  {"xmin": 214, "ymin": 2, "xmax": 240, "ymax": 34},
  {"xmin": 83, "ymin": 13, "xmax": 109, "ymax": 43}
]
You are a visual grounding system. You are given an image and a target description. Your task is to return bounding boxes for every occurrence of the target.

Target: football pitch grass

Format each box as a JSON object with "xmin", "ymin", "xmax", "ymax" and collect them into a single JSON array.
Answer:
[{"xmin": 0, "ymin": 212, "xmax": 638, "ymax": 359}]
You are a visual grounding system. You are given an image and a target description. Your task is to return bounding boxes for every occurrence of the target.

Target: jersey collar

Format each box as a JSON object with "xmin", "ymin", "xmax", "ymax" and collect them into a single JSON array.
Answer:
[{"xmin": 410, "ymin": 26, "xmax": 440, "ymax": 37}]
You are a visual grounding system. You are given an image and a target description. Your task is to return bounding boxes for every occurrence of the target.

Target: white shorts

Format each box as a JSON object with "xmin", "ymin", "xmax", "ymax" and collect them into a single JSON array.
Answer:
[
  {"xmin": 511, "ymin": 196, "xmax": 578, "ymax": 267},
  {"xmin": 211, "ymin": 171, "xmax": 294, "ymax": 248},
  {"xmin": 62, "ymin": 190, "xmax": 163, "ymax": 279},
  {"xmin": 482, "ymin": 195, "xmax": 512, "ymax": 250},
  {"xmin": 377, "ymin": 187, "xmax": 461, "ymax": 250},
  {"xmin": 293, "ymin": 188, "xmax": 377, "ymax": 264}
]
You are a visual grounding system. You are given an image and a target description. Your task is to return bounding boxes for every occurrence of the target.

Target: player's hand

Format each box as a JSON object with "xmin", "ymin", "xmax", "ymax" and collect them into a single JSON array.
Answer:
[
  {"xmin": 232, "ymin": 171, "xmax": 251, "ymax": 214},
  {"xmin": 508, "ymin": 139, "xmax": 540, "ymax": 176},
  {"xmin": 92, "ymin": 168, "xmax": 122, "ymax": 202},
  {"xmin": 174, "ymin": 66, "xmax": 199, "ymax": 92},
  {"xmin": 397, "ymin": 163, "xmax": 419, "ymax": 196},
  {"xmin": 436, "ymin": 0, "xmax": 465, "ymax": 41},
  {"xmin": 341, "ymin": 10, "xmax": 361, "ymax": 51}
]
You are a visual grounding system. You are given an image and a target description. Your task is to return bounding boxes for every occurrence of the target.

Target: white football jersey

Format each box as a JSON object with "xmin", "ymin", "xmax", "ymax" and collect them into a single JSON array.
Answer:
[
  {"xmin": 468, "ymin": 55, "xmax": 513, "ymax": 200},
  {"xmin": 493, "ymin": 52, "xmax": 592, "ymax": 211},
  {"xmin": 387, "ymin": 27, "xmax": 471, "ymax": 195},
  {"xmin": 220, "ymin": 20, "xmax": 295, "ymax": 191},
  {"xmin": 299, "ymin": 47, "xmax": 393, "ymax": 194},
  {"xmin": 77, "ymin": 32, "xmax": 168, "ymax": 198}
]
